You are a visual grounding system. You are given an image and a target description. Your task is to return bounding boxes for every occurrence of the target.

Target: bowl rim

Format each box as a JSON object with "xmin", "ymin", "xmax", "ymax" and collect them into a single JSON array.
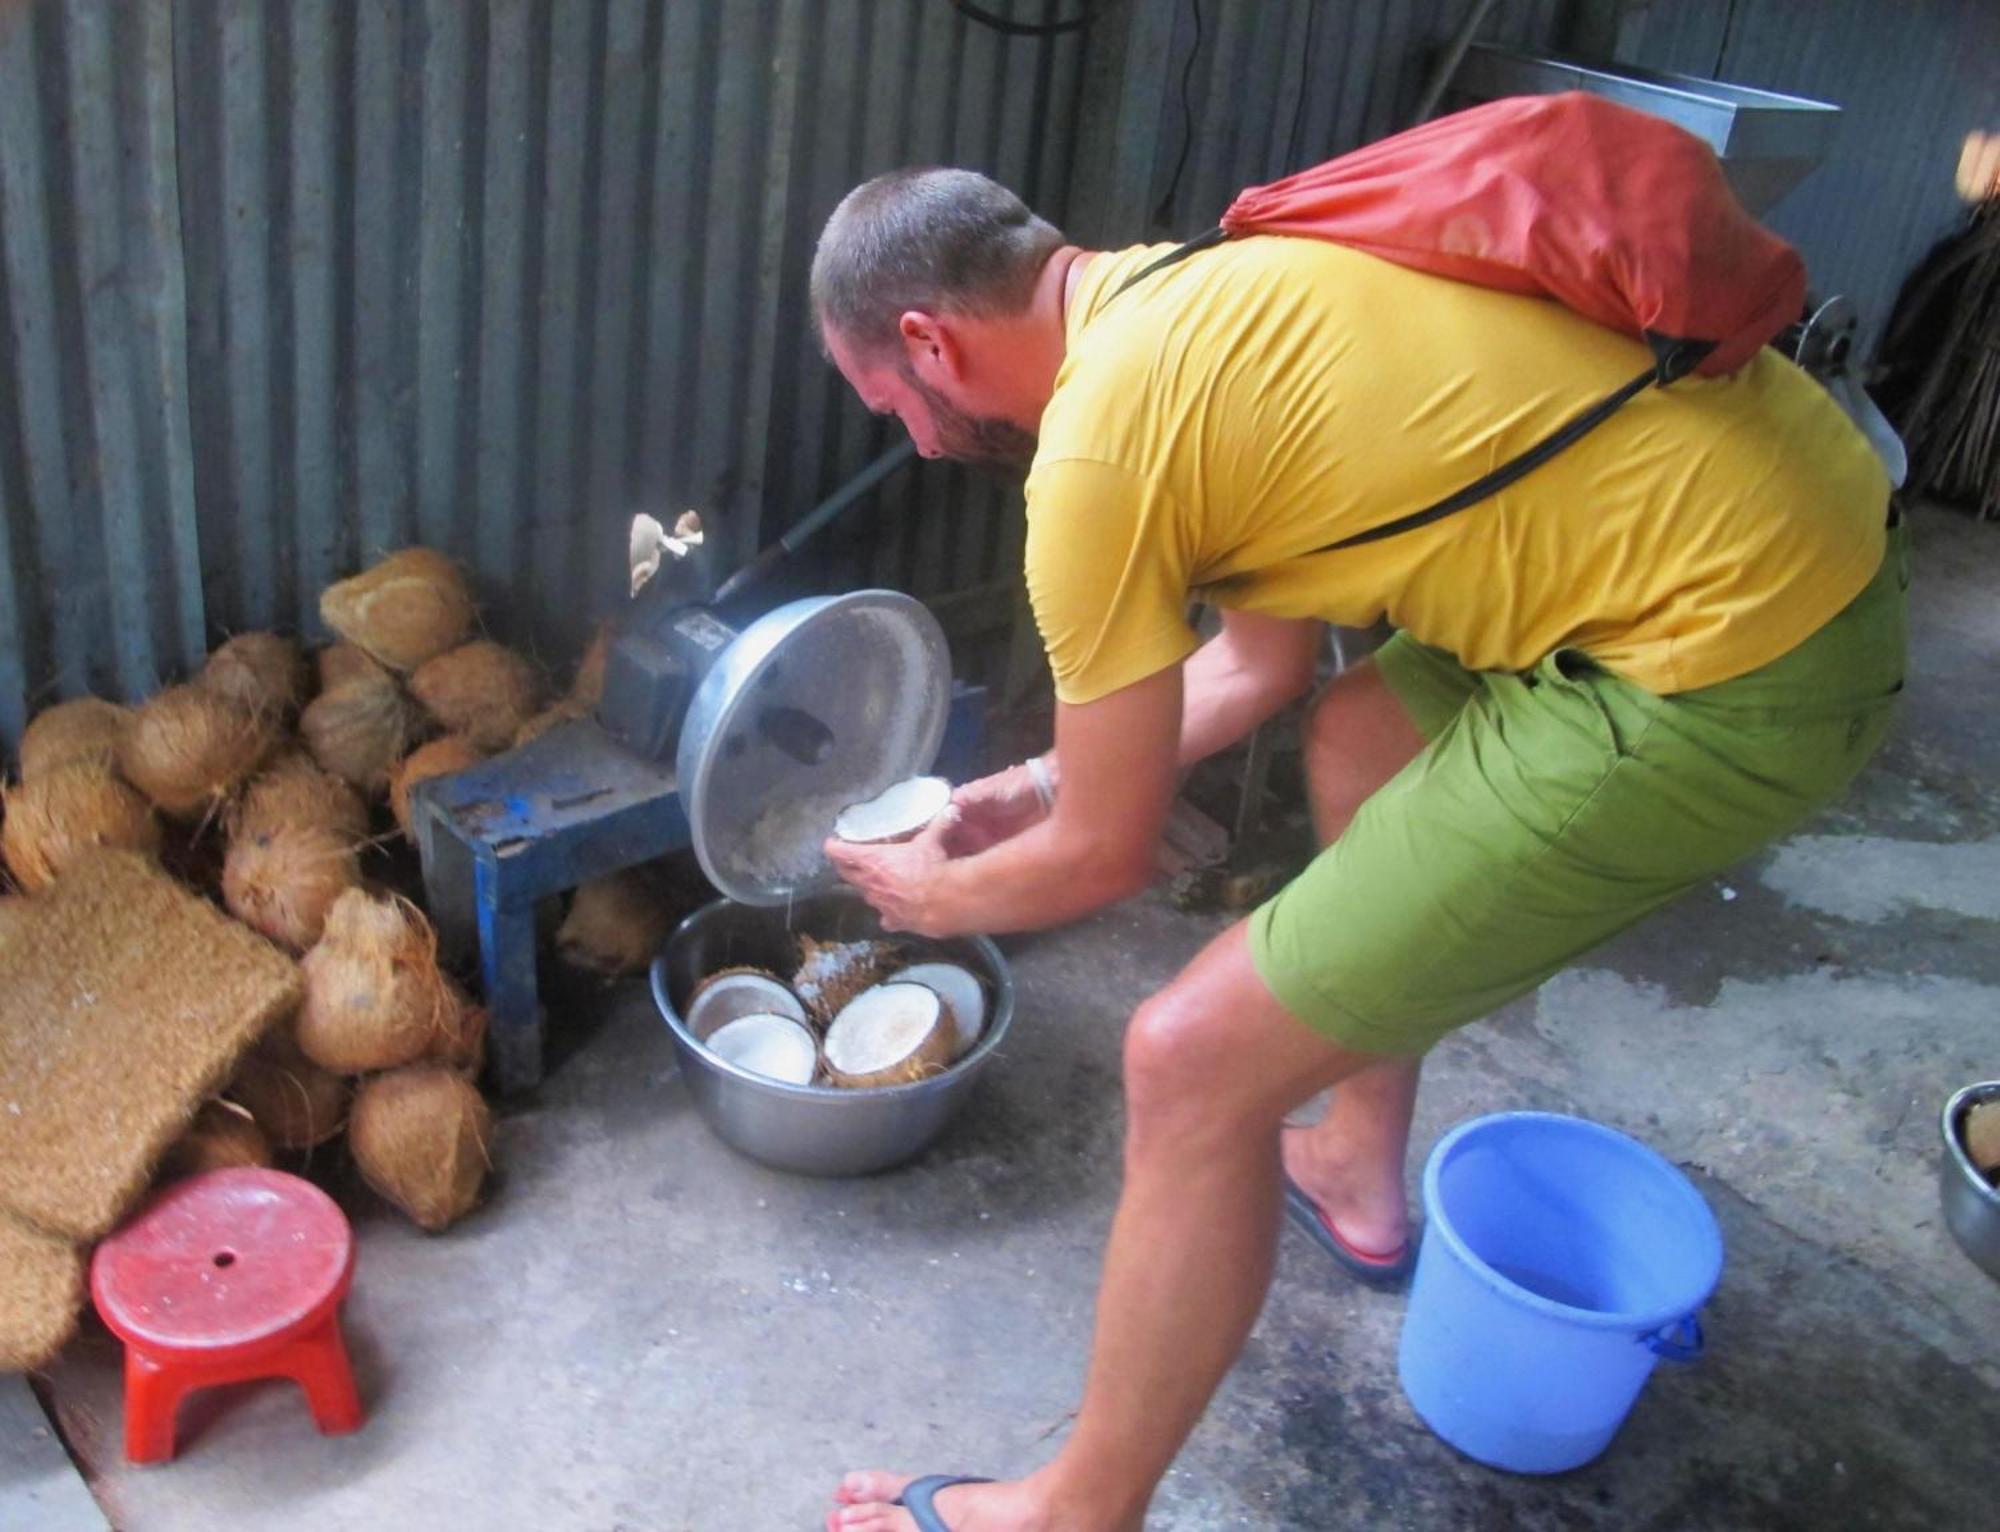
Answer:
[
  {"xmin": 649, "ymin": 893, "xmax": 1015, "ymax": 1102},
  {"xmin": 1940, "ymin": 1081, "xmax": 2000, "ymax": 1206}
]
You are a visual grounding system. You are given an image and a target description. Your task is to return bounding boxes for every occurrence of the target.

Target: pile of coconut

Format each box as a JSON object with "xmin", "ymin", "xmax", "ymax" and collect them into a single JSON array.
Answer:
[
  {"xmin": 1, "ymin": 545, "xmax": 609, "ymax": 1236},
  {"xmin": 686, "ymin": 934, "xmax": 988, "ymax": 1091}
]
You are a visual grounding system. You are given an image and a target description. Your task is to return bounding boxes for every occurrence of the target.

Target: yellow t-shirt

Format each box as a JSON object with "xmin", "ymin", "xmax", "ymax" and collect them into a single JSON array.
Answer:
[{"xmin": 1024, "ymin": 237, "xmax": 1889, "ymax": 705}]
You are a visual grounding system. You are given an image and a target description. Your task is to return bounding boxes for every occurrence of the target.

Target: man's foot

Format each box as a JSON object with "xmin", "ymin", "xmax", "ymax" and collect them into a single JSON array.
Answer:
[
  {"xmin": 827, "ymin": 1471, "xmax": 1058, "ymax": 1532},
  {"xmin": 1279, "ymin": 1123, "xmax": 1408, "ymax": 1259}
]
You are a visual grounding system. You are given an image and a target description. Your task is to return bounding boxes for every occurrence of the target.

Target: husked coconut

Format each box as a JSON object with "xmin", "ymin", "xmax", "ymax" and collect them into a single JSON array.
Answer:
[
  {"xmin": 319, "ymin": 547, "xmax": 477, "ymax": 672},
  {"xmin": 228, "ymin": 1029, "xmax": 350, "ymax": 1150},
  {"xmin": 2, "ymin": 763, "xmax": 162, "ymax": 891},
  {"xmin": 390, "ymin": 733, "xmax": 486, "ymax": 836},
  {"xmin": 316, "ymin": 641, "xmax": 388, "ymax": 692},
  {"xmin": 297, "ymin": 888, "xmax": 456, "ymax": 1072},
  {"xmin": 233, "ymin": 751, "xmax": 370, "ymax": 844},
  {"xmin": 160, "ymin": 1102, "xmax": 272, "ymax": 1179},
  {"xmin": 301, "ymin": 672, "xmax": 422, "ymax": 795},
  {"xmin": 822, "ymin": 982, "xmax": 954, "ymax": 1089},
  {"xmin": 1966, "ymin": 1100, "xmax": 2000, "ymax": 1175},
  {"xmin": 791, "ymin": 935, "xmax": 901, "ymax": 1024},
  {"xmin": 18, "ymin": 697, "xmax": 131, "ymax": 781},
  {"xmin": 833, "ymin": 776, "xmax": 952, "ymax": 845},
  {"xmin": 350, "ymin": 1064, "xmax": 493, "ymax": 1231},
  {"xmin": 433, "ymin": 979, "xmax": 489, "ymax": 1075},
  {"xmin": 705, "ymin": 1013, "xmax": 819, "ymax": 1086},
  {"xmin": 200, "ymin": 632, "xmax": 310, "ymax": 719},
  {"xmin": 686, "ymin": 968, "xmax": 807, "ymax": 1040},
  {"xmin": 118, "ymin": 684, "xmax": 276, "ymax": 821},
  {"xmin": 222, "ymin": 823, "xmax": 360, "ymax": 951},
  {"xmin": 408, "ymin": 640, "xmax": 542, "ymax": 752},
  {"xmin": 895, "ymin": 961, "xmax": 988, "ymax": 1060},
  {"xmin": 555, "ymin": 868, "xmax": 673, "ymax": 976}
]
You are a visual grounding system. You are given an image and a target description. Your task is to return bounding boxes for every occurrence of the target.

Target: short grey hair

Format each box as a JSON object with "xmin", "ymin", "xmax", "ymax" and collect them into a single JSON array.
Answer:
[{"xmin": 811, "ymin": 168, "xmax": 1064, "ymax": 357}]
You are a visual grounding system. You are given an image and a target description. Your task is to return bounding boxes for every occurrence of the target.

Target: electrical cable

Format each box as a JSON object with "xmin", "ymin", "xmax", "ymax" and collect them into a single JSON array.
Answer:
[
  {"xmin": 947, "ymin": 0, "xmax": 1103, "ymax": 38},
  {"xmin": 1151, "ymin": 0, "xmax": 1204, "ymax": 228}
]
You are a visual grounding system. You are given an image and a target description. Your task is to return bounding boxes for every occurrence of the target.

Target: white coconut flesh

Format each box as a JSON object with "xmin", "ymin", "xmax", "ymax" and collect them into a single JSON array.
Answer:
[
  {"xmin": 895, "ymin": 962, "xmax": 987, "ymax": 1060},
  {"xmin": 833, "ymin": 776, "xmax": 952, "ymax": 845},
  {"xmin": 704, "ymin": 1013, "xmax": 819, "ymax": 1086},
  {"xmin": 823, "ymin": 982, "xmax": 953, "ymax": 1089},
  {"xmin": 687, "ymin": 970, "xmax": 808, "ymax": 1039}
]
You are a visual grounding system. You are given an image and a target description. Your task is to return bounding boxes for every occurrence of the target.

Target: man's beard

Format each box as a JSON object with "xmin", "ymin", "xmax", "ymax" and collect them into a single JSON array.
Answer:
[{"xmin": 899, "ymin": 364, "xmax": 1038, "ymax": 472}]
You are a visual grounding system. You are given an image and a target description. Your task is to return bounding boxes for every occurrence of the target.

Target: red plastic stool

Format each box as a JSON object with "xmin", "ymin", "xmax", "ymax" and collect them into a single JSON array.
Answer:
[{"xmin": 90, "ymin": 1167, "xmax": 362, "ymax": 1464}]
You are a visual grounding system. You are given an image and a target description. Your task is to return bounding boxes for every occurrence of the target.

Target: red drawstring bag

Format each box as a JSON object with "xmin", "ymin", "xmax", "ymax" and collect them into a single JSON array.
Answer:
[{"xmin": 1114, "ymin": 93, "xmax": 1810, "ymax": 548}]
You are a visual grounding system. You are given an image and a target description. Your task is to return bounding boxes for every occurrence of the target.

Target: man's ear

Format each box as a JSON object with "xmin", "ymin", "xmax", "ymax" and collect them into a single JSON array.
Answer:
[{"xmin": 899, "ymin": 310, "xmax": 964, "ymax": 384}]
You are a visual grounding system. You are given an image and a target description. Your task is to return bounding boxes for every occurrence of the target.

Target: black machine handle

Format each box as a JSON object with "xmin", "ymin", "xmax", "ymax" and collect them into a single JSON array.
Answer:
[
  {"xmin": 1106, "ymin": 228, "xmax": 1715, "ymax": 553},
  {"xmin": 710, "ymin": 438, "xmax": 920, "ymax": 606}
]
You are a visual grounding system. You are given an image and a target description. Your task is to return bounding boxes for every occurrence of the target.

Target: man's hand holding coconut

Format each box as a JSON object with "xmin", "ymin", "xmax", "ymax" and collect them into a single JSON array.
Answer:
[{"xmin": 811, "ymin": 169, "xmax": 1902, "ymax": 1532}]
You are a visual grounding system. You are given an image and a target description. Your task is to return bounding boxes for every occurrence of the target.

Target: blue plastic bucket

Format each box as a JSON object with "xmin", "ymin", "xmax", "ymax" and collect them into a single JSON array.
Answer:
[{"xmin": 1397, "ymin": 1112, "xmax": 1723, "ymax": 1473}]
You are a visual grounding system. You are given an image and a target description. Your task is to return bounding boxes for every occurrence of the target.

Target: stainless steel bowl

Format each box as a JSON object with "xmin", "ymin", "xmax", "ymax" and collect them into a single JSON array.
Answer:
[
  {"xmin": 650, "ymin": 891, "xmax": 1015, "ymax": 1176},
  {"xmin": 1940, "ymin": 1081, "xmax": 2000, "ymax": 1281}
]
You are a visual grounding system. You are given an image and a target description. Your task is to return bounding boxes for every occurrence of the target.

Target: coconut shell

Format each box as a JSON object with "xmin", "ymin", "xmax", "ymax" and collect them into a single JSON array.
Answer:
[
  {"xmin": 2, "ymin": 763, "xmax": 162, "ymax": 892},
  {"xmin": 389, "ymin": 733, "xmax": 486, "ymax": 837},
  {"xmin": 228, "ymin": 1029, "xmax": 351, "ymax": 1150},
  {"xmin": 555, "ymin": 868, "xmax": 674, "ymax": 977},
  {"xmin": 301, "ymin": 672, "xmax": 422, "ymax": 795},
  {"xmin": 118, "ymin": 684, "xmax": 276, "ymax": 821},
  {"xmin": 161, "ymin": 1102, "xmax": 273, "ymax": 1179},
  {"xmin": 18, "ymin": 697, "xmax": 131, "ymax": 781},
  {"xmin": 316, "ymin": 641, "xmax": 389, "ymax": 692},
  {"xmin": 350, "ymin": 1064, "xmax": 494, "ymax": 1231},
  {"xmin": 297, "ymin": 888, "xmax": 456, "ymax": 1072},
  {"xmin": 223, "ymin": 823, "xmax": 361, "ymax": 951},
  {"xmin": 408, "ymin": 641, "xmax": 543, "ymax": 753},
  {"xmin": 792, "ymin": 936, "xmax": 902, "ymax": 1025},
  {"xmin": 234, "ymin": 752, "xmax": 371, "ymax": 844},
  {"xmin": 319, "ymin": 547, "xmax": 477, "ymax": 673},
  {"xmin": 513, "ymin": 698, "xmax": 590, "ymax": 748},
  {"xmin": 822, "ymin": 982, "xmax": 954, "ymax": 1089},
  {"xmin": 200, "ymin": 632, "xmax": 310, "ymax": 719}
]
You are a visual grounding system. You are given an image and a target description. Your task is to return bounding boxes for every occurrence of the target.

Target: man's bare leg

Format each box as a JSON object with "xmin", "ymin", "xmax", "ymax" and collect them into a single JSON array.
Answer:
[
  {"xmin": 1281, "ymin": 656, "xmax": 1431, "ymax": 1257},
  {"xmin": 831, "ymin": 925, "xmax": 1387, "ymax": 1532}
]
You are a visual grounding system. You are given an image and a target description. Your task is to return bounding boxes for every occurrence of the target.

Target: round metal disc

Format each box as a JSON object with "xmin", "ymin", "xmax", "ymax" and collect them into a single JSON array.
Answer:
[{"xmin": 677, "ymin": 591, "xmax": 951, "ymax": 906}]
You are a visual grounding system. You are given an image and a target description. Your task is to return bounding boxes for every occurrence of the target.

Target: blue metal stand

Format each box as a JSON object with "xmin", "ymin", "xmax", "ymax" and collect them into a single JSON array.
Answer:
[{"xmin": 412, "ymin": 682, "xmax": 987, "ymax": 1094}]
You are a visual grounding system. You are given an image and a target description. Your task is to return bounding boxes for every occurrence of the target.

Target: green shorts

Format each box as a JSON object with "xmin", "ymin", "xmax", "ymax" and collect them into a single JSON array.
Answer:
[{"xmin": 1248, "ymin": 525, "xmax": 1911, "ymax": 1056}]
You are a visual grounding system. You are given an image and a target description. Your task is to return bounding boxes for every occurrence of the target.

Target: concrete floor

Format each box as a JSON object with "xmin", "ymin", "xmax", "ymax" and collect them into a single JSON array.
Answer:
[{"xmin": 30, "ymin": 503, "xmax": 2000, "ymax": 1530}]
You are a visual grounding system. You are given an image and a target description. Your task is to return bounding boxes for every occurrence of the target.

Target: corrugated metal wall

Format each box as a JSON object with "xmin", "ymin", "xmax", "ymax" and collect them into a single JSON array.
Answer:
[{"xmin": 2, "ymin": 0, "xmax": 1994, "ymax": 753}]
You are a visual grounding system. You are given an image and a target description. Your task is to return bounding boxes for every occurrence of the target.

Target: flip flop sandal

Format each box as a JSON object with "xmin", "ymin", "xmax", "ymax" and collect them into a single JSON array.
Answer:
[
  {"xmin": 895, "ymin": 1476, "xmax": 994, "ymax": 1532},
  {"xmin": 1282, "ymin": 1174, "xmax": 1415, "ymax": 1286}
]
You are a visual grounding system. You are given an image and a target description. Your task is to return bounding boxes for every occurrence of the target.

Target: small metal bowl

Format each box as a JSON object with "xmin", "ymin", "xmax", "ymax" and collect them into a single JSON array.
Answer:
[
  {"xmin": 649, "ymin": 891, "xmax": 1015, "ymax": 1177},
  {"xmin": 1940, "ymin": 1081, "xmax": 2000, "ymax": 1282}
]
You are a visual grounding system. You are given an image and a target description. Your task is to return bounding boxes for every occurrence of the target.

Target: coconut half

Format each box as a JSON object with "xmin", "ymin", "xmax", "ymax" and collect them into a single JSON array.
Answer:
[
  {"xmin": 895, "ymin": 961, "xmax": 988, "ymax": 1060},
  {"xmin": 823, "ymin": 981, "xmax": 954, "ymax": 1090},
  {"xmin": 687, "ymin": 968, "xmax": 808, "ymax": 1040},
  {"xmin": 704, "ymin": 1012, "xmax": 819, "ymax": 1086},
  {"xmin": 832, "ymin": 776, "xmax": 952, "ymax": 845},
  {"xmin": 792, "ymin": 936, "xmax": 901, "ymax": 1024}
]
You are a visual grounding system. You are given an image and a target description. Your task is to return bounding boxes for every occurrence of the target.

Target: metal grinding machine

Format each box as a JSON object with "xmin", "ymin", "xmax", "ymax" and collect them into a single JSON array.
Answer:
[{"xmin": 410, "ymin": 441, "xmax": 983, "ymax": 1093}]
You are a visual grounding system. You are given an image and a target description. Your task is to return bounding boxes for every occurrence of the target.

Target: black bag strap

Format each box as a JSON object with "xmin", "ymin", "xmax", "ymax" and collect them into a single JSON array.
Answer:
[{"xmin": 1100, "ymin": 228, "xmax": 1717, "ymax": 551}]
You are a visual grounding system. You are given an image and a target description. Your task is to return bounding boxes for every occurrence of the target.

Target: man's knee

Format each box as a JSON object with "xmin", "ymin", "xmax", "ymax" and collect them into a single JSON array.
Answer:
[{"xmin": 1122, "ymin": 988, "xmax": 1263, "ymax": 1145}]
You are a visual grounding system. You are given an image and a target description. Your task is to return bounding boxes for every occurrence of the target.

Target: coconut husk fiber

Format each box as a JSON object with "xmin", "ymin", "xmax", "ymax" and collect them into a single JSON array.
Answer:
[
  {"xmin": 320, "ymin": 547, "xmax": 476, "ymax": 673},
  {"xmin": 569, "ymin": 624, "xmax": 610, "ymax": 709},
  {"xmin": 0, "ymin": 1213, "xmax": 85, "ymax": 1371},
  {"xmin": 233, "ymin": 750, "xmax": 371, "ymax": 844},
  {"xmin": 2, "ymin": 762, "xmax": 162, "ymax": 892},
  {"xmin": 350, "ymin": 1064, "xmax": 493, "ymax": 1231},
  {"xmin": 222, "ymin": 823, "xmax": 361, "ymax": 951},
  {"xmin": 159, "ymin": 1101, "xmax": 272, "ymax": 1180},
  {"xmin": 200, "ymin": 632, "xmax": 310, "ymax": 720},
  {"xmin": 17, "ymin": 696, "xmax": 131, "ymax": 781},
  {"xmin": 389, "ymin": 733, "xmax": 486, "ymax": 837},
  {"xmin": 556, "ymin": 867, "xmax": 675, "ymax": 977},
  {"xmin": 118, "ymin": 684, "xmax": 276, "ymax": 821},
  {"xmin": 297, "ymin": 887, "xmax": 457, "ymax": 1073},
  {"xmin": 513, "ymin": 698, "xmax": 589, "ymax": 748},
  {"xmin": 301, "ymin": 670, "xmax": 423, "ymax": 795},
  {"xmin": 227, "ymin": 1027, "xmax": 349, "ymax": 1150},
  {"xmin": 0, "ymin": 850, "xmax": 301, "ymax": 1242},
  {"xmin": 409, "ymin": 640, "xmax": 543, "ymax": 753},
  {"xmin": 433, "ymin": 978, "xmax": 489, "ymax": 1076}
]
